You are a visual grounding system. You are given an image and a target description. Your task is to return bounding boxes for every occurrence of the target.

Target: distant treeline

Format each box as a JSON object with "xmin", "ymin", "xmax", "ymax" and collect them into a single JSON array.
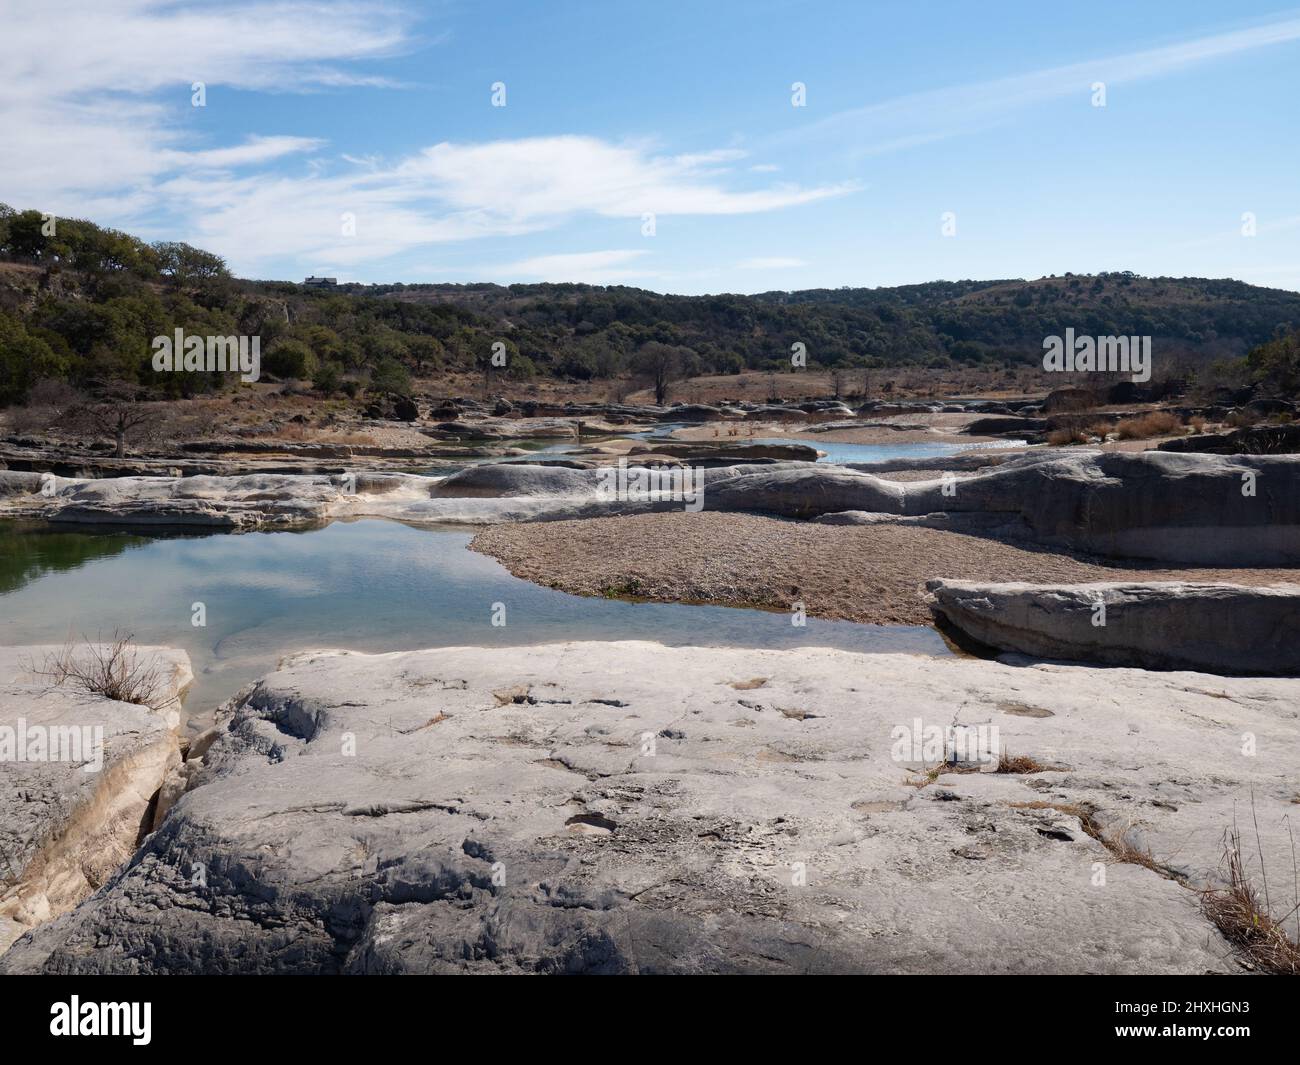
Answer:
[{"xmin": 2, "ymin": 202, "xmax": 1298, "ymax": 406}]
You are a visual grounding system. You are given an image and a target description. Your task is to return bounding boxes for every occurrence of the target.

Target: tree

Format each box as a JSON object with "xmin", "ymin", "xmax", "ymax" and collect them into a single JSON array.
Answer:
[
  {"xmin": 264, "ymin": 339, "xmax": 317, "ymax": 380},
  {"xmin": 0, "ymin": 312, "xmax": 67, "ymax": 406},
  {"xmin": 3, "ymin": 209, "xmax": 50, "ymax": 261},
  {"xmin": 369, "ymin": 356, "xmax": 411, "ymax": 397},
  {"xmin": 475, "ymin": 338, "xmax": 518, "ymax": 398},
  {"xmin": 67, "ymin": 388, "xmax": 164, "ymax": 458},
  {"xmin": 312, "ymin": 360, "xmax": 343, "ymax": 395},
  {"xmin": 406, "ymin": 335, "xmax": 443, "ymax": 376},
  {"xmin": 632, "ymin": 341, "xmax": 693, "ymax": 405},
  {"xmin": 830, "ymin": 367, "xmax": 845, "ymax": 399},
  {"xmin": 151, "ymin": 242, "xmax": 228, "ymax": 288},
  {"xmin": 1248, "ymin": 326, "xmax": 1300, "ymax": 396}
]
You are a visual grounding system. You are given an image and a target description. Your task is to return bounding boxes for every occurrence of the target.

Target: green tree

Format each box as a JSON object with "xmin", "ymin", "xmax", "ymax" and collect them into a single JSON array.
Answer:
[
  {"xmin": 312, "ymin": 359, "xmax": 344, "ymax": 395},
  {"xmin": 152, "ymin": 242, "xmax": 229, "ymax": 288},
  {"xmin": 0, "ymin": 312, "xmax": 67, "ymax": 406},
  {"xmin": 369, "ymin": 356, "xmax": 411, "ymax": 397},
  {"xmin": 406, "ymin": 335, "xmax": 444, "ymax": 375},
  {"xmin": 1247, "ymin": 327, "xmax": 1300, "ymax": 396},
  {"xmin": 263, "ymin": 339, "xmax": 317, "ymax": 380}
]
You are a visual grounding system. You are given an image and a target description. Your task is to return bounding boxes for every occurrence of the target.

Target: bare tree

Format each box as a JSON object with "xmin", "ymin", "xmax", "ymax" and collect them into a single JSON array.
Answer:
[
  {"xmin": 68, "ymin": 387, "xmax": 164, "ymax": 457},
  {"xmin": 632, "ymin": 342, "xmax": 693, "ymax": 406}
]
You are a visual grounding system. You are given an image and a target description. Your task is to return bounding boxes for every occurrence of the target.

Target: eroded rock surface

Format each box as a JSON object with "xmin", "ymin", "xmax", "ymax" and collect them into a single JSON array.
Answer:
[
  {"xmin": 0, "ymin": 645, "xmax": 192, "ymax": 953},
  {"xmin": 927, "ymin": 580, "xmax": 1300, "ymax": 676},
  {"xmin": 3, "ymin": 641, "xmax": 1294, "ymax": 974},
  {"xmin": 4, "ymin": 451, "xmax": 1298, "ymax": 565}
]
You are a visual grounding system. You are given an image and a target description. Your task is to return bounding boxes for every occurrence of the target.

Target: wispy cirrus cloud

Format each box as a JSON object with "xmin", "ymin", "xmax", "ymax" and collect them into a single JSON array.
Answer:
[
  {"xmin": 156, "ymin": 136, "xmax": 855, "ymax": 274},
  {"xmin": 782, "ymin": 13, "xmax": 1300, "ymax": 157}
]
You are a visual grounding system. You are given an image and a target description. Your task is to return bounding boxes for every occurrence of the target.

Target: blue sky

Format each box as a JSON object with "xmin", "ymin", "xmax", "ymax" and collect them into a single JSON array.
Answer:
[{"xmin": 5, "ymin": 1, "xmax": 1299, "ymax": 292}]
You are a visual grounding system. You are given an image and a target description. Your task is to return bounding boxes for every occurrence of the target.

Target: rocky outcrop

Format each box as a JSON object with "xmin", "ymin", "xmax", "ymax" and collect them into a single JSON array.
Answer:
[
  {"xmin": 927, "ymin": 580, "xmax": 1300, "ymax": 675},
  {"xmin": 1159, "ymin": 423, "xmax": 1300, "ymax": 456},
  {"xmin": 964, "ymin": 416, "xmax": 1047, "ymax": 435},
  {"xmin": 5, "ymin": 452, "xmax": 1298, "ymax": 565},
  {"xmin": 6, "ymin": 640, "xmax": 1297, "ymax": 974},
  {"xmin": 714, "ymin": 451, "xmax": 1300, "ymax": 564},
  {"xmin": 0, "ymin": 645, "xmax": 192, "ymax": 954}
]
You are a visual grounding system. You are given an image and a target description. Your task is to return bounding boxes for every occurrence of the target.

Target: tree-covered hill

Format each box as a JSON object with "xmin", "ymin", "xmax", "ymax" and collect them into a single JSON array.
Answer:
[{"xmin": 2, "ymin": 202, "xmax": 1298, "ymax": 406}]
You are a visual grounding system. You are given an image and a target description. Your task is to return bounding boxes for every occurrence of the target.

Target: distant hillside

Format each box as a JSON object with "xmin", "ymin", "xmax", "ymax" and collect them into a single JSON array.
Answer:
[
  {"xmin": 355, "ymin": 272, "xmax": 1298, "ymax": 374},
  {"xmin": 2, "ymin": 201, "xmax": 1298, "ymax": 405}
]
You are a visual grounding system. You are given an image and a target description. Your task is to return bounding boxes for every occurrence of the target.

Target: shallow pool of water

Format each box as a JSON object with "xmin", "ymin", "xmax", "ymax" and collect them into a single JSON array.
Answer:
[
  {"xmin": 754, "ymin": 437, "xmax": 1028, "ymax": 465},
  {"xmin": 0, "ymin": 519, "xmax": 949, "ymax": 729}
]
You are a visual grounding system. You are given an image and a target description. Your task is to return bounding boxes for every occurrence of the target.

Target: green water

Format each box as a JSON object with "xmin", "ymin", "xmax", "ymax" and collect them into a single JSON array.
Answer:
[{"xmin": 0, "ymin": 519, "xmax": 949, "ymax": 729}]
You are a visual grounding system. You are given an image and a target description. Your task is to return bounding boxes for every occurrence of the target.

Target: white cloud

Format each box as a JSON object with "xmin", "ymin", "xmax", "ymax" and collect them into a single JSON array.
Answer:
[
  {"xmin": 166, "ymin": 136, "xmax": 327, "ymax": 170},
  {"xmin": 149, "ymin": 137, "xmax": 854, "ymax": 273},
  {"xmin": 0, "ymin": 2, "xmax": 854, "ymax": 276},
  {"xmin": 0, "ymin": 0, "xmax": 410, "ymax": 213},
  {"xmin": 393, "ymin": 137, "xmax": 852, "ymax": 221},
  {"xmin": 2, "ymin": 0, "xmax": 411, "ymax": 98}
]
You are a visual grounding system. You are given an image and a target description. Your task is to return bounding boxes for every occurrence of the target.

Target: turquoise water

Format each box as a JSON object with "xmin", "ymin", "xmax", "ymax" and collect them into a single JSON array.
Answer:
[{"xmin": 0, "ymin": 519, "xmax": 949, "ymax": 728}]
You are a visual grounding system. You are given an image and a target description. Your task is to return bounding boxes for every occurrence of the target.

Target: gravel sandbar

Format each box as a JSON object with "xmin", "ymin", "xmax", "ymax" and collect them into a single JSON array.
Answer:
[{"xmin": 471, "ymin": 512, "xmax": 1299, "ymax": 625}]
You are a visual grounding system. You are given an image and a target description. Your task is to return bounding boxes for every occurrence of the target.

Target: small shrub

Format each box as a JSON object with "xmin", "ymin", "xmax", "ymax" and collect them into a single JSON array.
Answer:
[
  {"xmin": 1115, "ymin": 411, "xmax": 1182, "ymax": 440},
  {"xmin": 313, "ymin": 360, "xmax": 343, "ymax": 395},
  {"xmin": 33, "ymin": 633, "xmax": 172, "ymax": 710}
]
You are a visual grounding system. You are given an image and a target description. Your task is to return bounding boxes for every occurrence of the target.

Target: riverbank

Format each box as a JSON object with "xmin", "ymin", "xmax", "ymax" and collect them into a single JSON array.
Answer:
[
  {"xmin": 471, "ymin": 511, "xmax": 1300, "ymax": 625},
  {"xmin": 5, "ymin": 639, "xmax": 1297, "ymax": 974}
]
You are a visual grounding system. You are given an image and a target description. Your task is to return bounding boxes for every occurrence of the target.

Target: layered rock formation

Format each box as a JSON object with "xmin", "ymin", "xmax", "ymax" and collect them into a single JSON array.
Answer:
[
  {"xmin": 3, "ymin": 451, "xmax": 1298, "ymax": 565},
  {"xmin": 3, "ymin": 641, "xmax": 1293, "ymax": 974},
  {"xmin": 0, "ymin": 645, "xmax": 192, "ymax": 953},
  {"xmin": 927, "ymin": 580, "xmax": 1300, "ymax": 675}
]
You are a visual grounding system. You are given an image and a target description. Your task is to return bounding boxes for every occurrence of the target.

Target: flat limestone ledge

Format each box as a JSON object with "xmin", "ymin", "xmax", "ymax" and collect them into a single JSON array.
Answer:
[
  {"xmin": 4, "ymin": 450, "xmax": 1299, "ymax": 564},
  {"xmin": 927, "ymin": 580, "xmax": 1300, "ymax": 676},
  {"xmin": 3, "ymin": 641, "xmax": 1296, "ymax": 974},
  {"xmin": 0, "ymin": 645, "xmax": 192, "ymax": 955}
]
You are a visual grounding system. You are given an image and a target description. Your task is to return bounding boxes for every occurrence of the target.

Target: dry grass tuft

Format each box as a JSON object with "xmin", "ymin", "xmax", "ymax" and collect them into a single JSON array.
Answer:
[
  {"xmin": 32, "ymin": 632, "xmax": 172, "ymax": 710},
  {"xmin": 1009, "ymin": 800, "xmax": 1167, "ymax": 873},
  {"xmin": 1199, "ymin": 816, "xmax": 1300, "ymax": 975},
  {"xmin": 906, "ymin": 749, "xmax": 1059, "ymax": 786},
  {"xmin": 995, "ymin": 750, "xmax": 1059, "ymax": 774},
  {"xmin": 1046, "ymin": 427, "xmax": 1090, "ymax": 446},
  {"xmin": 1116, "ymin": 411, "xmax": 1182, "ymax": 440}
]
